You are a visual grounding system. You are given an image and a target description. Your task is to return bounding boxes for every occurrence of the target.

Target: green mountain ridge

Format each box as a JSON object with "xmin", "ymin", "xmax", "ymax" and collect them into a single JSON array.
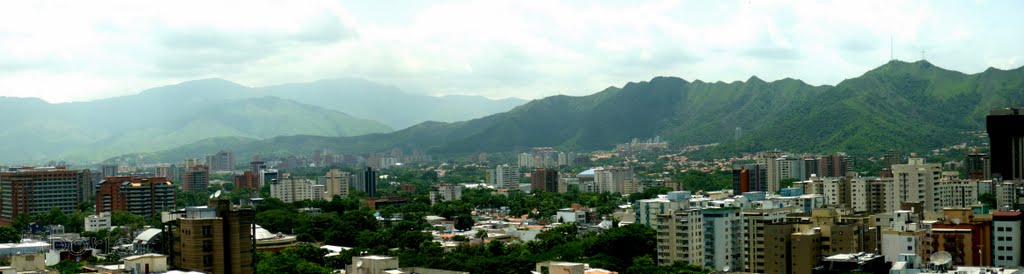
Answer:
[{"xmin": 109, "ymin": 60, "xmax": 1024, "ymax": 163}]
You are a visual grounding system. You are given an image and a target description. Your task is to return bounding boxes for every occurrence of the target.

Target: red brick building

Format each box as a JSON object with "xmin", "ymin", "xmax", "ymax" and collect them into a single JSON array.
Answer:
[
  {"xmin": 0, "ymin": 167, "xmax": 92, "ymax": 225},
  {"xmin": 234, "ymin": 171, "xmax": 258, "ymax": 190},
  {"xmin": 95, "ymin": 177, "xmax": 176, "ymax": 217}
]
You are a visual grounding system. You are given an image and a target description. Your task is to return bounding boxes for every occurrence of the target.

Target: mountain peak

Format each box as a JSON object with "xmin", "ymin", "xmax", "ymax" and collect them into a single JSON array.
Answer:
[
  {"xmin": 747, "ymin": 76, "xmax": 766, "ymax": 84},
  {"xmin": 176, "ymin": 78, "xmax": 247, "ymax": 88},
  {"xmin": 864, "ymin": 59, "xmax": 948, "ymax": 77}
]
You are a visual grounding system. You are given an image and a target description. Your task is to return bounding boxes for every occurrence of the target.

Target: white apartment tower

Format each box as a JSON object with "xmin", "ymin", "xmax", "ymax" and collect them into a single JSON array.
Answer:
[{"xmin": 892, "ymin": 158, "xmax": 942, "ymax": 212}]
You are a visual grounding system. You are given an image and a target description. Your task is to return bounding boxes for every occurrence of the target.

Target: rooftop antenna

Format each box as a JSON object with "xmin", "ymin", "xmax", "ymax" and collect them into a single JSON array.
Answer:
[{"xmin": 890, "ymin": 35, "xmax": 894, "ymax": 61}]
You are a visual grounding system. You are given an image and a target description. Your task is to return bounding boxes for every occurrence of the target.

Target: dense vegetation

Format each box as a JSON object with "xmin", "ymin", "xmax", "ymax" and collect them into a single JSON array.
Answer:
[
  {"xmin": 123, "ymin": 60, "xmax": 1024, "ymax": 163},
  {"xmin": 251, "ymin": 194, "xmax": 709, "ymax": 273},
  {"xmin": 244, "ymin": 167, "xmax": 719, "ymax": 273}
]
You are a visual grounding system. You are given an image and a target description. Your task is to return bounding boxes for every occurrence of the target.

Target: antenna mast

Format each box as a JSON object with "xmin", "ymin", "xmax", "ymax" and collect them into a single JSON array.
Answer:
[{"xmin": 890, "ymin": 35, "xmax": 894, "ymax": 61}]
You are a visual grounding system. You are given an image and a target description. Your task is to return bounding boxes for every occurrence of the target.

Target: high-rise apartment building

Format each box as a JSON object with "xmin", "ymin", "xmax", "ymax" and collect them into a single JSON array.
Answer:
[
  {"xmin": 269, "ymin": 178, "xmax": 324, "ymax": 203},
  {"xmin": 655, "ymin": 209, "xmax": 704, "ymax": 266},
  {"xmin": 0, "ymin": 167, "xmax": 92, "ymax": 225},
  {"xmin": 182, "ymin": 165, "xmax": 210, "ymax": 192},
  {"xmin": 258, "ymin": 169, "xmax": 279, "ymax": 191},
  {"xmin": 155, "ymin": 165, "xmax": 171, "ymax": 179},
  {"xmin": 774, "ymin": 155, "xmax": 806, "ymax": 184},
  {"xmin": 965, "ymin": 153, "xmax": 992, "ymax": 180},
  {"xmin": 803, "ymin": 157, "xmax": 821, "ymax": 179},
  {"xmin": 763, "ymin": 209, "xmax": 880, "ymax": 273},
  {"xmin": 701, "ymin": 208, "xmax": 743, "ymax": 271},
  {"xmin": 95, "ymin": 176, "xmax": 176, "ymax": 217},
  {"xmin": 930, "ymin": 179, "xmax": 978, "ymax": 210},
  {"xmin": 849, "ymin": 176, "xmax": 892, "ymax": 214},
  {"xmin": 321, "ymin": 169, "xmax": 349, "ymax": 201},
  {"xmin": 248, "ymin": 161, "xmax": 265, "ymax": 176},
  {"xmin": 363, "ymin": 167, "xmax": 378, "ymax": 198},
  {"xmin": 205, "ymin": 150, "xmax": 235, "ymax": 172},
  {"xmin": 594, "ymin": 167, "xmax": 634, "ymax": 194},
  {"xmin": 891, "ymin": 158, "xmax": 942, "ymax": 212},
  {"xmin": 488, "ymin": 164, "xmax": 519, "ymax": 190},
  {"xmin": 819, "ymin": 153, "xmax": 851, "ymax": 178},
  {"xmin": 741, "ymin": 206, "xmax": 798, "ymax": 273},
  {"xmin": 101, "ymin": 164, "xmax": 119, "ymax": 178},
  {"xmin": 992, "ymin": 211, "xmax": 1023, "ymax": 267},
  {"xmin": 530, "ymin": 168, "xmax": 558, "ymax": 193},
  {"xmin": 988, "ymin": 107, "xmax": 1024, "ymax": 180},
  {"xmin": 764, "ymin": 222, "xmax": 797, "ymax": 274},
  {"xmin": 635, "ymin": 191, "xmax": 691, "ymax": 227},
  {"xmin": 517, "ymin": 153, "xmax": 535, "ymax": 168},
  {"xmin": 432, "ymin": 183, "xmax": 463, "ymax": 203},
  {"xmin": 756, "ymin": 151, "xmax": 783, "ymax": 194},
  {"xmin": 166, "ymin": 199, "xmax": 255, "ymax": 274},
  {"xmin": 233, "ymin": 171, "xmax": 258, "ymax": 190},
  {"xmin": 732, "ymin": 164, "xmax": 767, "ymax": 195}
]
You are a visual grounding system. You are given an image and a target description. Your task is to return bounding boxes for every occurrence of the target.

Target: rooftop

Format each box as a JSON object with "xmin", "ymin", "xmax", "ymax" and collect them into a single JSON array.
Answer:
[{"xmin": 823, "ymin": 252, "xmax": 882, "ymax": 263}]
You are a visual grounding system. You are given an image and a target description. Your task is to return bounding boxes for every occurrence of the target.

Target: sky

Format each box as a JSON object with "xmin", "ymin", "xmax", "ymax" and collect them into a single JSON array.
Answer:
[{"xmin": 0, "ymin": 0, "xmax": 1022, "ymax": 103}]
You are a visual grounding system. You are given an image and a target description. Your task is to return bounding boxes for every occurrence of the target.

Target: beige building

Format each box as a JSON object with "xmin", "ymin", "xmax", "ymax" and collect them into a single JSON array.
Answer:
[
  {"xmin": 763, "ymin": 209, "xmax": 881, "ymax": 274},
  {"xmin": 270, "ymin": 177, "xmax": 324, "ymax": 203},
  {"xmin": 168, "ymin": 199, "xmax": 255, "ymax": 274},
  {"xmin": 741, "ymin": 206, "xmax": 800, "ymax": 273},
  {"xmin": 321, "ymin": 169, "xmax": 350, "ymax": 201},
  {"xmin": 850, "ymin": 176, "xmax": 893, "ymax": 214},
  {"xmin": 123, "ymin": 253, "xmax": 170, "ymax": 273},
  {"xmin": 654, "ymin": 209, "xmax": 703, "ymax": 266},
  {"xmin": 756, "ymin": 150, "xmax": 783, "ymax": 194},
  {"xmin": 763, "ymin": 222, "xmax": 795, "ymax": 274},
  {"xmin": 594, "ymin": 167, "xmax": 635, "ymax": 194},
  {"xmin": 533, "ymin": 261, "xmax": 618, "ymax": 274},
  {"xmin": 791, "ymin": 229, "xmax": 823, "ymax": 274},
  {"xmin": 892, "ymin": 158, "xmax": 942, "ymax": 212}
]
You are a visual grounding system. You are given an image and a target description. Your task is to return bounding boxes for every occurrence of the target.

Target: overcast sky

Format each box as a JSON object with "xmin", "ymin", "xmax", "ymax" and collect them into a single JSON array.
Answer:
[{"xmin": 1, "ymin": 0, "xmax": 1021, "ymax": 103}]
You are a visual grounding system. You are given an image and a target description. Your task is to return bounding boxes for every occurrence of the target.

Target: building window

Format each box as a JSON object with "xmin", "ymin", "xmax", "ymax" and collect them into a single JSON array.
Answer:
[
  {"xmin": 203, "ymin": 240, "xmax": 213, "ymax": 252},
  {"xmin": 202, "ymin": 226, "xmax": 212, "ymax": 237},
  {"xmin": 203, "ymin": 255, "xmax": 213, "ymax": 266}
]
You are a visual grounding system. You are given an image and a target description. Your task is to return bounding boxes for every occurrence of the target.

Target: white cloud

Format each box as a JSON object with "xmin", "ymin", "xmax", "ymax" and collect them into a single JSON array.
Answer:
[{"xmin": 0, "ymin": 0, "xmax": 1021, "ymax": 102}]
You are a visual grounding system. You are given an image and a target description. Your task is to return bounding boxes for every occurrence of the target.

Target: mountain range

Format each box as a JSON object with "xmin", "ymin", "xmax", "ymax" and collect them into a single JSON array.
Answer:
[
  {"xmin": 0, "ymin": 78, "xmax": 526, "ymax": 163},
  {"xmin": 110, "ymin": 60, "xmax": 1024, "ymax": 164}
]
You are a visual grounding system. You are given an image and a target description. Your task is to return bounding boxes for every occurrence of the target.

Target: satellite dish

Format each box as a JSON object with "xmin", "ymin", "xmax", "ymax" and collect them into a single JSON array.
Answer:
[
  {"xmin": 931, "ymin": 251, "xmax": 953, "ymax": 266},
  {"xmin": 356, "ymin": 261, "xmax": 363, "ymax": 268}
]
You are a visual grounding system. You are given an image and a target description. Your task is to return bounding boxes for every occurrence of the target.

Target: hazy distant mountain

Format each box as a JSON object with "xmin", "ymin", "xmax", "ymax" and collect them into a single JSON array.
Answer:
[
  {"xmin": 256, "ymin": 78, "xmax": 528, "ymax": 129},
  {"xmin": 0, "ymin": 79, "xmax": 392, "ymax": 163},
  {"xmin": 57, "ymin": 96, "xmax": 392, "ymax": 161},
  {"xmin": 0, "ymin": 77, "xmax": 529, "ymax": 163},
  {"xmin": 119, "ymin": 60, "xmax": 1024, "ymax": 163}
]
